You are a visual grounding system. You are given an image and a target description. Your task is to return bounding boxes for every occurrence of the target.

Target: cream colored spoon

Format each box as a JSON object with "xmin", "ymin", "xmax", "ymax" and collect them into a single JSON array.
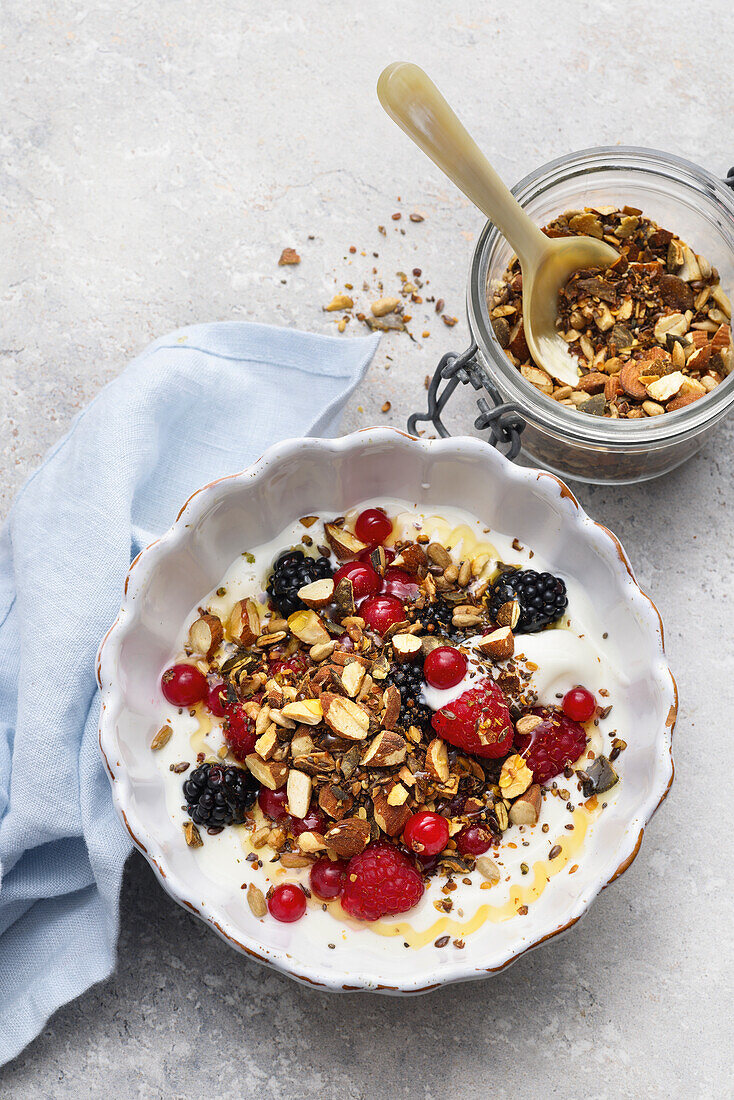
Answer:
[{"xmin": 377, "ymin": 62, "xmax": 618, "ymax": 386}]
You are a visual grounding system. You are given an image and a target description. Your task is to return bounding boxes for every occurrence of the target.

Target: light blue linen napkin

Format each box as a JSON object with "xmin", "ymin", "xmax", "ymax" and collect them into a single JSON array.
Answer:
[{"xmin": 0, "ymin": 321, "xmax": 380, "ymax": 1066}]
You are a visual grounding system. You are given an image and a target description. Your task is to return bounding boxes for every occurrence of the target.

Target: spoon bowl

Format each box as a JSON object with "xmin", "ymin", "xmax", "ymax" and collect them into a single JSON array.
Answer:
[{"xmin": 377, "ymin": 63, "xmax": 619, "ymax": 386}]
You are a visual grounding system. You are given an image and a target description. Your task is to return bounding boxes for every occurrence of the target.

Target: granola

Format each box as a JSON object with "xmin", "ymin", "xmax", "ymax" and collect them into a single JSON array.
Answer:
[
  {"xmin": 153, "ymin": 503, "xmax": 625, "ymax": 938},
  {"xmin": 488, "ymin": 207, "xmax": 732, "ymax": 419}
]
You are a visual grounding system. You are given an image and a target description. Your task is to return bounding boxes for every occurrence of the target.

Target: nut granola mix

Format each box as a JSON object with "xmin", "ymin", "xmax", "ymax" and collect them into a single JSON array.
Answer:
[{"xmin": 488, "ymin": 207, "xmax": 732, "ymax": 419}]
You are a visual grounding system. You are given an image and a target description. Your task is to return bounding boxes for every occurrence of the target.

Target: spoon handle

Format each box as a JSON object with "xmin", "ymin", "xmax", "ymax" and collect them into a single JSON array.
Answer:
[{"xmin": 377, "ymin": 62, "xmax": 547, "ymax": 267}]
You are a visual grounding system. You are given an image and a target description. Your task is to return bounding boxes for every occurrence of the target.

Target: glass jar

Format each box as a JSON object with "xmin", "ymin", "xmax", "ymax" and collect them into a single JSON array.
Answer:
[{"xmin": 457, "ymin": 147, "xmax": 734, "ymax": 484}]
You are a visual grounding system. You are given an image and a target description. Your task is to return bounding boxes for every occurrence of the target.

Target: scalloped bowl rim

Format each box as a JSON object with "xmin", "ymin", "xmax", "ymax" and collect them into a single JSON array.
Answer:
[{"xmin": 97, "ymin": 428, "xmax": 676, "ymax": 993}]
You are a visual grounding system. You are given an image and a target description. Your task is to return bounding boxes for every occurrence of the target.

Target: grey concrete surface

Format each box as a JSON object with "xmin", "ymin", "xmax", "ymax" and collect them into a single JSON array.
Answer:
[{"xmin": 1, "ymin": 1, "xmax": 732, "ymax": 1096}]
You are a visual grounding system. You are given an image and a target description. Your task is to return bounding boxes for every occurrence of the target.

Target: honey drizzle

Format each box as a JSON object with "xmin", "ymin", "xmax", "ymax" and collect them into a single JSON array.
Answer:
[{"xmin": 370, "ymin": 803, "xmax": 598, "ymax": 947}]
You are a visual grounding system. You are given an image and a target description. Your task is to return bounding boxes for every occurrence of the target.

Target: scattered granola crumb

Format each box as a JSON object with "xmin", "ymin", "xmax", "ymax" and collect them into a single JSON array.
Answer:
[{"xmin": 278, "ymin": 247, "xmax": 300, "ymax": 266}]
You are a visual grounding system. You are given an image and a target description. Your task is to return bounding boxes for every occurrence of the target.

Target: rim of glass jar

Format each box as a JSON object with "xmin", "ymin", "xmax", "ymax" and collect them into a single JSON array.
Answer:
[{"xmin": 467, "ymin": 145, "xmax": 734, "ymax": 448}]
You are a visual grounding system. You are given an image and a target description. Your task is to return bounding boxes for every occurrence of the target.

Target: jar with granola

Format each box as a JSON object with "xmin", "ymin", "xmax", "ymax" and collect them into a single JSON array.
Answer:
[{"xmin": 413, "ymin": 147, "xmax": 734, "ymax": 484}]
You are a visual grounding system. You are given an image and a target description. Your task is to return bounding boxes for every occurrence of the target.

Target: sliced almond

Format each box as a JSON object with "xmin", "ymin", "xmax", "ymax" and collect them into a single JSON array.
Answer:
[
  {"xmin": 646, "ymin": 370, "xmax": 685, "ymax": 402},
  {"xmin": 392, "ymin": 633, "xmax": 423, "ymax": 664},
  {"xmin": 286, "ymin": 769, "xmax": 313, "ymax": 819},
  {"xmin": 618, "ymin": 361, "xmax": 648, "ymax": 400},
  {"xmin": 476, "ymin": 626, "xmax": 514, "ymax": 661},
  {"xmin": 250, "ymin": 825, "xmax": 270, "ymax": 849},
  {"xmin": 515, "ymin": 714, "xmax": 543, "ymax": 736},
  {"xmin": 268, "ymin": 708, "xmax": 296, "ymax": 730},
  {"xmin": 290, "ymin": 732, "xmax": 315, "ymax": 759},
  {"xmin": 324, "ymin": 523, "xmax": 367, "ymax": 560},
  {"xmin": 382, "ymin": 683, "xmax": 401, "ymax": 730},
  {"xmin": 244, "ymin": 755, "xmax": 288, "ymax": 790},
  {"xmin": 387, "ymin": 782, "xmax": 409, "ymax": 807},
  {"xmin": 425, "ymin": 737, "xmax": 449, "ymax": 783},
  {"xmin": 338, "ymin": 660, "xmax": 364, "ymax": 698},
  {"xmin": 297, "ymin": 830, "xmax": 327, "ymax": 853},
  {"xmin": 310, "ymin": 640, "xmax": 336, "ymax": 662},
  {"xmin": 361, "ymin": 730, "xmax": 407, "ymax": 768},
  {"xmin": 372, "ymin": 784, "xmax": 410, "ymax": 836},
  {"xmin": 520, "ymin": 363, "xmax": 553, "ymax": 395},
  {"xmin": 188, "ymin": 613, "xmax": 223, "ymax": 659},
  {"xmin": 287, "ymin": 608, "xmax": 331, "ymax": 646},
  {"xmin": 279, "ymin": 852, "xmax": 314, "ymax": 868},
  {"xmin": 228, "ymin": 598, "xmax": 261, "ymax": 646},
  {"xmin": 254, "ymin": 724, "xmax": 278, "ymax": 760},
  {"xmin": 499, "ymin": 754, "xmax": 533, "ymax": 799},
  {"xmin": 318, "ymin": 784, "xmax": 353, "ymax": 820},
  {"xmin": 654, "ymin": 312, "xmax": 688, "ymax": 343},
  {"xmin": 281, "ymin": 698, "xmax": 324, "ymax": 726},
  {"xmin": 324, "ymin": 817, "xmax": 371, "ymax": 857},
  {"xmin": 509, "ymin": 783, "xmax": 542, "ymax": 826},
  {"xmin": 495, "ymin": 600, "xmax": 520, "ymax": 629},
  {"xmin": 320, "ymin": 692, "xmax": 371, "ymax": 740},
  {"xmin": 393, "ymin": 543, "xmax": 427, "ymax": 574},
  {"xmin": 297, "ymin": 577, "xmax": 335, "ymax": 609},
  {"xmin": 255, "ymin": 705, "xmax": 272, "ymax": 736}
]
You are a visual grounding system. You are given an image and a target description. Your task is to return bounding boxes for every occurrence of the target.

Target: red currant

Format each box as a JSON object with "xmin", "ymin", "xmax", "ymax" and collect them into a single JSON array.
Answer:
[
  {"xmin": 423, "ymin": 646, "xmax": 468, "ymax": 690},
  {"xmin": 355, "ymin": 508, "xmax": 392, "ymax": 546},
  {"xmin": 206, "ymin": 680, "xmax": 227, "ymax": 717},
  {"xmin": 381, "ymin": 567, "xmax": 420, "ymax": 602},
  {"xmin": 288, "ymin": 808, "xmax": 326, "ymax": 835},
  {"xmin": 403, "ymin": 811, "xmax": 449, "ymax": 857},
  {"xmin": 333, "ymin": 560, "xmax": 381, "ymax": 600},
  {"xmin": 258, "ymin": 787, "xmax": 289, "ymax": 821},
  {"xmin": 310, "ymin": 858, "xmax": 348, "ymax": 900},
  {"xmin": 161, "ymin": 663, "xmax": 207, "ymax": 707},
  {"xmin": 268, "ymin": 883, "xmax": 307, "ymax": 922},
  {"xmin": 456, "ymin": 825, "xmax": 492, "ymax": 856},
  {"xmin": 562, "ymin": 686, "xmax": 596, "ymax": 723},
  {"xmin": 361, "ymin": 595, "xmax": 406, "ymax": 634},
  {"xmin": 268, "ymin": 654, "xmax": 308, "ymax": 682}
]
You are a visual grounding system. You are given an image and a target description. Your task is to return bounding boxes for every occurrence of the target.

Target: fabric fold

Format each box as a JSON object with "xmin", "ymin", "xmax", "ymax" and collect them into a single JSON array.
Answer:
[{"xmin": 0, "ymin": 321, "xmax": 379, "ymax": 1066}]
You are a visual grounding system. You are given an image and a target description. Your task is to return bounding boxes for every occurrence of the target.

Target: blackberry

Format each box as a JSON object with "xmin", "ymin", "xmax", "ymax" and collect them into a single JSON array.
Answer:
[
  {"xmin": 183, "ymin": 763, "xmax": 258, "ymax": 828},
  {"xmin": 487, "ymin": 569, "xmax": 567, "ymax": 633},
  {"xmin": 266, "ymin": 548, "xmax": 333, "ymax": 618},
  {"xmin": 388, "ymin": 662, "xmax": 432, "ymax": 732}
]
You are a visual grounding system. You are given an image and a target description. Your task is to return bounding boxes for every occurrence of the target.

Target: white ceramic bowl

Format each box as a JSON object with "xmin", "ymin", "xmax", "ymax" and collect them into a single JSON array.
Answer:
[{"xmin": 97, "ymin": 428, "xmax": 676, "ymax": 993}]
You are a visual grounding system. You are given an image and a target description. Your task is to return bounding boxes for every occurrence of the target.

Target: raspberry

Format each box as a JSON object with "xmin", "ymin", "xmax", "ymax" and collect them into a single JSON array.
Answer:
[
  {"xmin": 430, "ymin": 678, "xmax": 513, "ymax": 759},
  {"xmin": 341, "ymin": 841, "xmax": 424, "ymax": 922},
  {"xmin": 515, "ymin": 707, "xmax": 587, "ymax": 784}
]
